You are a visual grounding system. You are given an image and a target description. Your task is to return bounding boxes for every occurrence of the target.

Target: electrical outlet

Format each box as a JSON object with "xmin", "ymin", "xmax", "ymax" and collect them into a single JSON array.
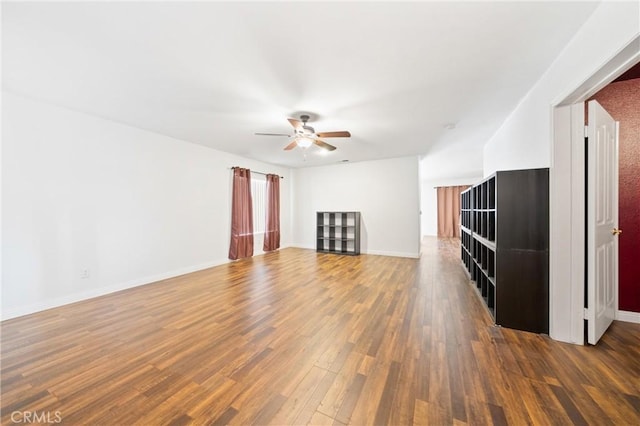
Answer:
[{"xmin": 80, "ymin": 269, "xmax": 90, "ymax": 279}]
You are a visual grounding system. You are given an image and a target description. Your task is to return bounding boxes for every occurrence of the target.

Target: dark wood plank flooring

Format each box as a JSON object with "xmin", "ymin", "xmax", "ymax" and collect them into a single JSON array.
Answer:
[{"xmin": 1, "ymin": 237, "xmax": 639, "ymax": 424}]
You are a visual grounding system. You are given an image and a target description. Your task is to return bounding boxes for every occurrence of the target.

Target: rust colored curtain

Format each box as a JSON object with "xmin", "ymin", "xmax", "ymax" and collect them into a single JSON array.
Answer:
[
  {"xmin": 228, "ymin": 168, "xmax": 254, "ymax": 260},
  {"xmin": 437, "ymin": 185, "xmax": 470, "ymax": 238},
  {"xmin": 263, "ymin": 174, "xmax": 281, "ymax": 251}
]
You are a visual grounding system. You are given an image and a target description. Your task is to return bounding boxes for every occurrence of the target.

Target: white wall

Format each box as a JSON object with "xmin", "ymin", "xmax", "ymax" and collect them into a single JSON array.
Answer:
[
  {"xmin": 484, "ymin": 1, "xmax": 639, "ymax": 176},
  {"xmin": 292, "ymin": 157, "xmax": 421, "ymax": 258},
  {"xmin": 481, "ymin": 1, "xmax": 639, "ymax": 343},
  {"xmin": 1, "ymin": 92, "xmax": 291, "ymax": 319},
  {"xmin": 421, "ymin": 176, "xmax": 482, "ymax": 237}
]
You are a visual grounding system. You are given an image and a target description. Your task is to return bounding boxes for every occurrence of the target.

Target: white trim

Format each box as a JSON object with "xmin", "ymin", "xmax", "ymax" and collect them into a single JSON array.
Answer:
[
  {"xmin": 550, "ymin": 103, "xmax": 586, "ymax": 344},
  {"xmin": 288, "ymin": 244, "xmax": 420, "ymax": 259},
  {"xmin": 1, "ymin": 258, "xmax": 229, "ymax": 321},
  {"xmin": 364, "ymin": 249, "xmax": 421, "ymax": 259},
  {"xmin": 550, "ymin": 105, "xmax": 576, "ymax": 343},
  {"xmin": 289, "ymin": 243, "xmax": 315, "ymax": 250},
  {"xmin": 569, "ymin": 103, "xmax": 586, "ymax": 345},
  {"xmin": 617, "ymin": 310, "xmax": 640, "ymax": 324},
  {"xmin": 557, "ymin": 36, "xmax": 640, "ymax": 106},
  {"xmin": 549, "ymin": 105, "xmax": 566, "ymax": 342}
]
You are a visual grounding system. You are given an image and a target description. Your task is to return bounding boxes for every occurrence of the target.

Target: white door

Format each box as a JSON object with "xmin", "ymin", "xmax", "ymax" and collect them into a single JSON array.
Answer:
[{"xmin": 587, "ymin": 100, "xmax": 619, "ymax": 345}]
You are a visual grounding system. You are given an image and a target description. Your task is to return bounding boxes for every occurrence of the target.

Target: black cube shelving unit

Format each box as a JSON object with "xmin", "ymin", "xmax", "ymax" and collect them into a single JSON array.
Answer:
[
  {"xmin": 460, "ymin": 168, "xmax": 549, "ymax": 334},
  {"xmin": 316, "ymin": 212, "xmax": 361, "ymax": 255}
]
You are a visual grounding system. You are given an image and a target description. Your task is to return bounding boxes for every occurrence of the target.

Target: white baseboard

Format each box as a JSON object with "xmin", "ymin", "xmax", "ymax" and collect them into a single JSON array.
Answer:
[
  {"xmin": 288, "ymin": 244, "xmax": 420, "ymax": 259},
  {"xmin": 616, "ymin": 310, "xmax": 640, "ymax": 324},
  {"xmin": 289, "ymin": 243, "xmax": 315, "ymax": 250},
  {"xmin": 364, "ymin": 249, "xmax": 421, "ymax": 259},
  {"xmin": 1, "ymin": 258, "xmax": 230, "ymax": 321}
]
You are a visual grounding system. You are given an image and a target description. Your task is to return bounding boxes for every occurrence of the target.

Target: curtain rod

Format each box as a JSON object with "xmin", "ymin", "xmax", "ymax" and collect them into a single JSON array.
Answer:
[{"xmin": 230, "ymin": 166, "xmax": 284, "ymax": 179}]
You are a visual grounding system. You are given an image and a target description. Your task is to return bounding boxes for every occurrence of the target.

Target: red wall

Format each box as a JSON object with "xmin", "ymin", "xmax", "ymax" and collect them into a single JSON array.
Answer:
[{"xmin": 590, "ymin": 78, "xmax": 640, "ymax": 313}]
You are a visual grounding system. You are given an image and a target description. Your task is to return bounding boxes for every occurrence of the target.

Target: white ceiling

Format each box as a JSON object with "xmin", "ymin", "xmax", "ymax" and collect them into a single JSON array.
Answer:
[{"xmin": 2, "ymin": 1, "xmax": 599, "ymax": 171}]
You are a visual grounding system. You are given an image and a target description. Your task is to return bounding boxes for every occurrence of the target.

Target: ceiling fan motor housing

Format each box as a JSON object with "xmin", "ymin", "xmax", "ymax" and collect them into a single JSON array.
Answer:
[
  {"xmin": 298, "ymin": 115, "xmax": 315, "ymax": 135},
  {"xmin": 300, "ymin": 125, "xmax": 315, "ymax": 135}
]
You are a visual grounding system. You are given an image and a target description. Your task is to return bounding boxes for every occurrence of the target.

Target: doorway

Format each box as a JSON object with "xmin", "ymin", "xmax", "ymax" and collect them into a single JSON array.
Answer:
[
  {"xmin": 550, "ymin": 37, "xmax": 640, "ymax": 345},
  {"xmin": 588, "ymin": 71, "xmax": 640, "ymax": 325}
]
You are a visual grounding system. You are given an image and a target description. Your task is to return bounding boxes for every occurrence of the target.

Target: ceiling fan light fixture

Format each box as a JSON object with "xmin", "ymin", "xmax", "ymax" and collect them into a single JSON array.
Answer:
[
  {"xmin": 297, "ymin": 137, "xmax": 314, "ymax": 148},
  {"xmin": 258, "ymin": 114, "xmax": 349, "ymax": 152}
]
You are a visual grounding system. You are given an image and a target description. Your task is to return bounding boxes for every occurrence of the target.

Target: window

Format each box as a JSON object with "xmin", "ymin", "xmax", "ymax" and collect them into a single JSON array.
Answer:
[{"xmin": 251, "ymin": 175, "xmax": 266, "ymax": 234}]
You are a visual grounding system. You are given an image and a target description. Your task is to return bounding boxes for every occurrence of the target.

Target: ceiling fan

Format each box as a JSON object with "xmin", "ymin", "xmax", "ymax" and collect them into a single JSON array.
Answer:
[{"xmin": 255, "ymin": 114, "xmax": 351, "ymax": 151}]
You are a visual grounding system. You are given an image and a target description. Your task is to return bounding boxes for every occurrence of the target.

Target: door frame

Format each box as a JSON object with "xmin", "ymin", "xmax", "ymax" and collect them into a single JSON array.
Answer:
[{"xmin": 550, "ymin": 36, "xmax": 640, "ymax": 344}]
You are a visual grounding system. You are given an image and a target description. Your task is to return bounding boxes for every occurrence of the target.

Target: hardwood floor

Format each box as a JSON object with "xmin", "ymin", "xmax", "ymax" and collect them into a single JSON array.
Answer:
[{"xmin": 2, "ymin": 237, "xmax": 639, "ymax": 425}]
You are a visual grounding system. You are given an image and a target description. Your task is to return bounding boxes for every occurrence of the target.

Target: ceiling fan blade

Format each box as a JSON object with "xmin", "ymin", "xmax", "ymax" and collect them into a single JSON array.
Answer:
[
  {"xmin": 314, "ymin": 139, "xmax": 337, "ymax": 151},
  {"xmin": 255, "ymin": 132, "xmax": 291, "ymax": 137},
  {"xmin": 316, "ymin": 131, "xmax": 351, "ymax": 138},
  {"xmin": 283, "ymin": 140, "xmax": 298, "ymax": 151},
  {"xmin": 287, "ymin": 118, "xmax": 302, "ymax": 130}
]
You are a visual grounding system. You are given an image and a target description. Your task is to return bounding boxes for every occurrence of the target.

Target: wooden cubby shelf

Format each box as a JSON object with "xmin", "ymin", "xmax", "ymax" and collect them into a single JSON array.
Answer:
[
  {"xmin": 316, "ymin": 211, "xmax": 361, "ymax": 255},
  {"xmin": 460, "ymin": 168, "xmax": 549, "ymax": 334}
]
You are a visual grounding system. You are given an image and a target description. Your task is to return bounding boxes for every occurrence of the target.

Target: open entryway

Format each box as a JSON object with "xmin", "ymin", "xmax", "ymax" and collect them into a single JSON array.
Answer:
[{"xmin": 551, "ymin": 36, "xmax": 640, "ymax": 345}]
